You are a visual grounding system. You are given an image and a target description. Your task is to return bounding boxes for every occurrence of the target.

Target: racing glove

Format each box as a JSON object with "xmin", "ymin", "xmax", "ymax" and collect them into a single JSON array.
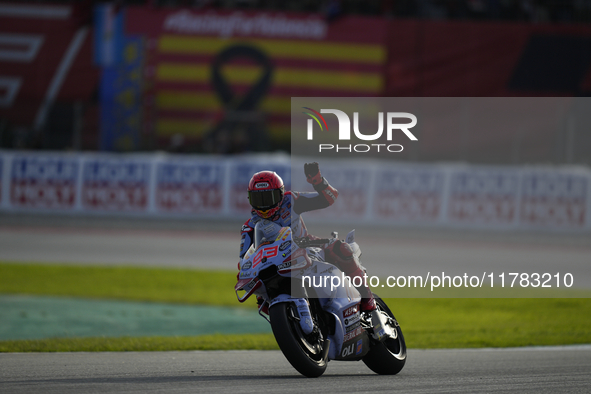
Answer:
[{"xmin": 304, "ymin": 162, "xmax": 322, "ymax": 186}]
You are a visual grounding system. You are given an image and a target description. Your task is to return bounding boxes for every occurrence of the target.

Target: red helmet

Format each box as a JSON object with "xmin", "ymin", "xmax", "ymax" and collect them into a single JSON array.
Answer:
[{"xmin": 248, "ymin": 171, "xmax": 285, "ymax": 219}]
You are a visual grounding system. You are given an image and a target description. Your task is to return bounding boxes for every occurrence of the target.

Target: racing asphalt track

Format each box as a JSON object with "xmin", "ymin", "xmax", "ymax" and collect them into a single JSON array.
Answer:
[
  {"xmin": 1, "ymin": 347, "xmax": 591, "ymax": 393},
  {"xmin": 1, "ymin": 213, "xmax": 591, "ymax": 288},
  {"xmin": 1, "ymin": 213, "xmax": 591, "ymax": 393}
]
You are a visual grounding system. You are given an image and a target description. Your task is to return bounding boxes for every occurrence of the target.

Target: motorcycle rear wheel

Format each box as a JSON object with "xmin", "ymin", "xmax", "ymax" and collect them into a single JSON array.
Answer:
[
  {"xmin": 362, "ymin": 294, "xmax": 407, "ymax": 375},
  {"xmin": 269, "ymin": 302, "xmax": 327, "ymax": 378}
]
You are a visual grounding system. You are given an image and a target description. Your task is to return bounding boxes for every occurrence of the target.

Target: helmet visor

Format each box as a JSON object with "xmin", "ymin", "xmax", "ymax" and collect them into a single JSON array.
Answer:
[{"xmin": 248, "ymin": 189, "xmax": 282, "ymax": 210}]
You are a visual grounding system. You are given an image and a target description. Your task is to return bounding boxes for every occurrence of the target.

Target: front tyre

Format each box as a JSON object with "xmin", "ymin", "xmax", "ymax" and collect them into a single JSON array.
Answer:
[
  {"xmin": 269, "ymin": 302, "xmax": 327, "ymax": 378},
  {"xmin": 362, "ymin": 294, "xmax": 407, "ymax": 375}
]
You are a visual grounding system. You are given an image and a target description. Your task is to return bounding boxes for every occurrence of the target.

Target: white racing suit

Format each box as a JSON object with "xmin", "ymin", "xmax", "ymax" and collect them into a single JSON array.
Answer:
[{"xmin": 239, "ymin": 176, "xmax": 376, "ymax": 312}]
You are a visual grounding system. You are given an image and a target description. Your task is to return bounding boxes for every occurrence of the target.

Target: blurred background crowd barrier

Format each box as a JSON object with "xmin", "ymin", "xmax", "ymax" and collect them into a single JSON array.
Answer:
[
  {"xmin": 1, "ymin": 150, "xmax": 590, "ymax": 231},
  {"xmin": 1, "ymin": 1, "xmax": 591, "ymax": 161},
  {"xmin": 0, "ymin": 1, "xmax": 590, "ymax": 230}
]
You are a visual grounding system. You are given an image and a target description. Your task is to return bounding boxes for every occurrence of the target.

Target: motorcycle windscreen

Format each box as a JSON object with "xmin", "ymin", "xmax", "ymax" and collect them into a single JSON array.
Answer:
[{"xmin": 253, "ymin": 220, "xmax": 282, "ymax": 249}]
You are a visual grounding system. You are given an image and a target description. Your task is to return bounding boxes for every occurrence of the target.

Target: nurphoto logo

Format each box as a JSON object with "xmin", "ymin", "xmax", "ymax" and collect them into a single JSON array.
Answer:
[{"xmin": 303, "ymin": 107, "xmax": 418, "ymax": 153}]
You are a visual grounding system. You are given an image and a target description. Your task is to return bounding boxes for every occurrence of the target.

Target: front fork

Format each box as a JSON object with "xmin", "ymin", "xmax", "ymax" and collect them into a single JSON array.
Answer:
[
  {"xmin": 293, "ymin": 298, "xmax": 315, "ymax": 335},
  {"xmin": 269, "ymin": 294, "xmax": 315, "ymax": 335}
]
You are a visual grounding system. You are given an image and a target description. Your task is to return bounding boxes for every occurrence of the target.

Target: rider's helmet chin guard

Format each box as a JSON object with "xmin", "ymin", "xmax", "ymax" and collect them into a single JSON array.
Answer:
[{"xmin": 248, "ymin": 171, "xmax": 285, "ymax": 219}]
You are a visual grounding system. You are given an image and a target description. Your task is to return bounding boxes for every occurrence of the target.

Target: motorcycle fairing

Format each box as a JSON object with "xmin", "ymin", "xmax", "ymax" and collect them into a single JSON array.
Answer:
[
  {"xmin": 335, "ymin": 331, "xmax": 370, "ymax": 361},
  {"xmin": 277, "ymin": 248, "xmax": 311, "ymax": 275},
  {"xmin": 235, "ymin": 278, "xmax": 262, "ymax": 303},
  {"xmin": 235, "ymin": 221, "xmax": 372, "ymax": 361},
  {"xmin": 292, "ymin": 260, "xmax": 368, "ymax": 360}
]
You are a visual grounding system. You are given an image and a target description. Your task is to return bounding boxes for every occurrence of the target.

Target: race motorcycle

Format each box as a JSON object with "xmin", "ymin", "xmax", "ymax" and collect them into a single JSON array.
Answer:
[{"xmin": 235, "ymin": 220, "xmax": 406, "ymax": 378}]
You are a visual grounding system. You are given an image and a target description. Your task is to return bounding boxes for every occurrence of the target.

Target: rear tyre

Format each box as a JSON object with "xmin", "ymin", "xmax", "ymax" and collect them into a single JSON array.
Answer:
[
  {"xmin": 269, "ymin": 302, "xmax": 327, "ymax": 378},
  {"xmin": 362, "ymin": 294, "xmax": 407, "ymax": 375}
]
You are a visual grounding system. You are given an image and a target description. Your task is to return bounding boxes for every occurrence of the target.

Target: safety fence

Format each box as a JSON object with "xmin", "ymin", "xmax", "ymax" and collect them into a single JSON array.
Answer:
[{"xmin": 1, "ymin": 150, "xmax": 590, "ymax": 231}]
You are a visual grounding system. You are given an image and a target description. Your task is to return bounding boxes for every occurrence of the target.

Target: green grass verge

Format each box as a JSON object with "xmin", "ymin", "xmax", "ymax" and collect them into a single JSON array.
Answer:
[
  {"xmin": 0, "ymin": 262, "xmax": 242, "ymax": 307},
  {"xmin": 394, "ymin": 298, "xmax": 591, "ymax": 348},
  {"xmin": 0, "ymin": 334, "xmax": 279, "ymax": 352},
  {"xmin": 1, "ymin": 262, "xmax": 590, "ymax": 352}
]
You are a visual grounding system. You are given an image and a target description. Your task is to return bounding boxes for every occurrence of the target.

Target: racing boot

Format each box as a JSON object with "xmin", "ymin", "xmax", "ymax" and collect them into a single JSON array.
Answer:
[
  {"xmin": 325, "ymin": 240, "xmax": 377, "ymax": 312},
  {"xmin": 343, "ymin": 265, "xmax": 376, "ymax": 312}
]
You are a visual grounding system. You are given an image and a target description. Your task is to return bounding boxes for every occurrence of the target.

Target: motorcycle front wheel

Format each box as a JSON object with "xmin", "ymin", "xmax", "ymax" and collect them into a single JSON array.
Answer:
[
  {"xmin": 362, "ymin": 294, "xmax": 407, "ymax": 375},
  {"xmin": 269, "ymin": 302, "xmax": 327, "ymax": 378}
]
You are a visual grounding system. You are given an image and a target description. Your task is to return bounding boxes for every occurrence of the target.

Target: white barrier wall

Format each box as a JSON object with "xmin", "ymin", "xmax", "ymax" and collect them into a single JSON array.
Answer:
[
  {"xmin": 1, "ymin": 150, "xmax": 590, "ymax": 231},
  {"xmin": 0, "ymin": 151, "xmax": 291, "ymax": 219}
]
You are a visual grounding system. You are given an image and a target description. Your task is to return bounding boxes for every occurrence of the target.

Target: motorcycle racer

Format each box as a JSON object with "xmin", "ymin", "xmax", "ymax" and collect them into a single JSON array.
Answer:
[{"xmin": 240, "ymin": 162, "xmax": 377, "ymax": 314}]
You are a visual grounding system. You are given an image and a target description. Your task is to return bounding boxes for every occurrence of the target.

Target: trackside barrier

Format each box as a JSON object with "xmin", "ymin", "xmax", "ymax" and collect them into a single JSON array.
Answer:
[{"xmin": 1, "ymin": 150, "xmax": 590, "ymax": 230}]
